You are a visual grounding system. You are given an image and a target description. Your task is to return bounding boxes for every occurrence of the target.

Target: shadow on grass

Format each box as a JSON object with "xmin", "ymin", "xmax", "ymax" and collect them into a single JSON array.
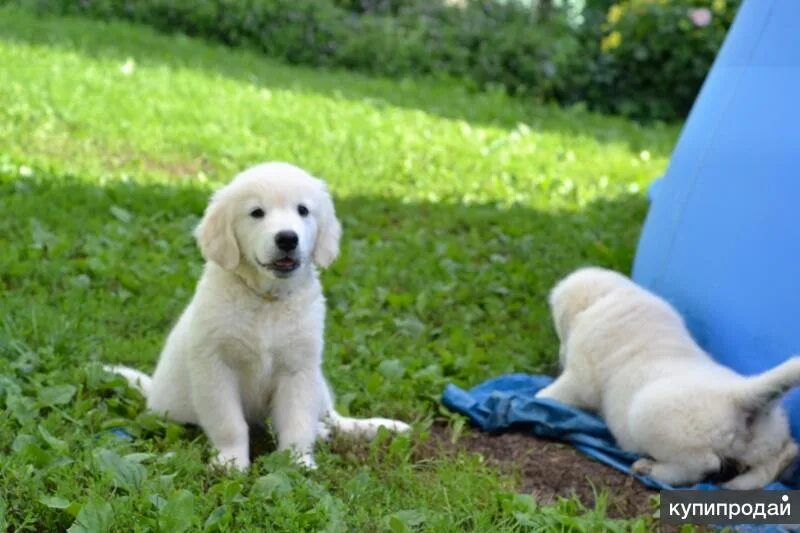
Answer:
[
  {"xmin": 0, "ymin": 168, "xmax": 650, "ymax": 522},
  {"xmin": 0, "ymin": 168, "xmax": 648, "ymax": 395},
  {"xmin": 0, "ymin": 6, "xmax": 679, "ymax": 155}
]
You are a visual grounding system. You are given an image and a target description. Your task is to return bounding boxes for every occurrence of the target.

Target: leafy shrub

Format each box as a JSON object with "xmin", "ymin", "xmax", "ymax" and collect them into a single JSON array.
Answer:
[
  {"xmin": 14, "ymin": 0, "xmax": 580, "ymax": 96},
  {"xmin": 581, "ymin": 0, "xmax": 740, "ymax": 119},
  {"xmin": 8, "ymin": 0, "xmax": 740, "ymax": 120}
]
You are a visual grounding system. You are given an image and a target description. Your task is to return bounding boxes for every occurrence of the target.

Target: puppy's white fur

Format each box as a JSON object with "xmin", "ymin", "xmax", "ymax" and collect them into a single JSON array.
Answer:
[
  {"xmin": 537, "ymin": 267, "xmax": 800, "ymax": 488},
  {"xmin": 107, "ymin": 162, "xmax": 409, "ymax": 470}
]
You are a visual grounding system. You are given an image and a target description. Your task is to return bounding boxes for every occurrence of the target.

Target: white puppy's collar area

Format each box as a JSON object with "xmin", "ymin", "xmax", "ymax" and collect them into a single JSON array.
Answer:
[
  {"xmin": 240, "ymin": 275, "xmax": 282, "ymax": 302},
  {"xmin": 254, "ymin": 289, "xmax": 279, "ymax": 302}
]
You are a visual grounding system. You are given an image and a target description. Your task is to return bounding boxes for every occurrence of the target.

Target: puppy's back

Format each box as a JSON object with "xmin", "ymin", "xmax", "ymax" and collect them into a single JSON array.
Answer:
[{"xmin": 551, "ymin": 268, "xmax": 694, "ymax": 365}]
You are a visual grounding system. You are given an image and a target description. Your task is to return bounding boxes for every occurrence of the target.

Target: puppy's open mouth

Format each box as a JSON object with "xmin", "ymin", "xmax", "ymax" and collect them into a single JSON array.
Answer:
[
  {"xmin": 259, "ymin": 256, "xmax": 300, "ymax": 275},
  {"xmin": 271, "ymin": 256, "xmax": 299, "ymax": 271}
]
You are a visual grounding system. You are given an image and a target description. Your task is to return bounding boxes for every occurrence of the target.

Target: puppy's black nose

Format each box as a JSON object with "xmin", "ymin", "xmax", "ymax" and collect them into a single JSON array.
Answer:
[{"xmin": 275, "ymin": 230, "xmax": 299, "ymax": 251}]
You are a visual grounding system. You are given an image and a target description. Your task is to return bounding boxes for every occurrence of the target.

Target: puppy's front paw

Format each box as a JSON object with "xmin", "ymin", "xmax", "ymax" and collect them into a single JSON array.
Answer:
[
  {"xmin": 632, "ymin": 458, "xmax": 654, "ymax": 476},
  {"xmin": 295, "ymin": 451, "xmax": 318, "ymax": 470},
  {"xmin": 212, "ymin": 448, "xmax": 250, "ymax": 471}
]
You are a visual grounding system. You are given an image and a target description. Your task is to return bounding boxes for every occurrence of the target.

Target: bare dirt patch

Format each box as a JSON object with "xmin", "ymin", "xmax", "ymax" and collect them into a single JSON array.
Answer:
[
  {"xmin": 421, "ymin": 424, "xmax": 658, "ymax": 519},
  {"xmin": 261, "ymin": 421, "xmax": 659, "ymax": 520}
]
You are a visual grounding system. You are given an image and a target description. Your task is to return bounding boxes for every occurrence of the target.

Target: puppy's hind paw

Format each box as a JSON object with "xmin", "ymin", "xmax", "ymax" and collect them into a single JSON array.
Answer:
[
  {"xmin": 632, "ymin": 458, "xmax": 654, "ymax": 476},
  {"xmin": 363, "ymin": 417, "xmax": 411, "ymax": 438},
  {"xmin": 385, "ymin": 419, "xmax": 411, "ymax": 434},
  {"xmin": 316, "ymin": 421, "xmax": 333, "ymax": 442},
  {"xmin": 327, "ymin": 414, "xmax": 412, "ymax": 440}
]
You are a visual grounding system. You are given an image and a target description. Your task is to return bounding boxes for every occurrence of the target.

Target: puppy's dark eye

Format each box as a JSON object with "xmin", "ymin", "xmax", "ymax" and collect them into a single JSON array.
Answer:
[
  {"xmin": 250, "ymin": 208, "xmax": 265, "ymax": 219},
  {"xmin": 297, "ymin": 205, "xmax": 309, "ymax": 217}
]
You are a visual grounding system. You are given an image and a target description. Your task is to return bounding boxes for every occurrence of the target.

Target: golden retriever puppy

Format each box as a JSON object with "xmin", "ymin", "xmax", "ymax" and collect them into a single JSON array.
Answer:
[
  {"xmin": 537, "ymin": 267, "xmax": 799, "ymax": 488},
  {"xmin": 107, "ymin": 162, "xmax": 410, "ymax": 470}
]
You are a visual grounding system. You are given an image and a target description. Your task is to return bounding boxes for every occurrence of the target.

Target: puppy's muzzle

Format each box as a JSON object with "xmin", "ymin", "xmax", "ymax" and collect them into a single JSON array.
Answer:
[{"xmin": 262, "ymin": 230, "xmax": 300, "ymax": 277}]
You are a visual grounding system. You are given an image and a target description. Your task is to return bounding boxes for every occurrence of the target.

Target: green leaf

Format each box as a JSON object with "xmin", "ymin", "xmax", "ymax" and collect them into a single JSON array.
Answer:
[
  {"xmin": 100, "ymin": 417, "xmax": 136, "ymax": 431},
  {"xmin": 159, "ymin": 490, "xmax": 195, "ymax": 533},
  {"xmin": 123, "ymin": 452, "xmax": 154, "ymax": 463},
  {"xmin": 39, "ymin": 424, "xmax": 68, "ymax": 451},
  {"xmin": 388, "ymin": 515, "xmax": 409, "ymax": 533},
  {"xmin": 110, "ymin": 205, "xmax": 133, "ymax": 223},
  {"xmin": 12, "ymin": 434, "xmax": 53, "ymax": 468},
  {"xmin": 135, "ymin": 411, "xmax": 166, "ymax": 431},
  {"xmin": 0, "ymin": 496, "xmax": 7, "ymax": 531},
  {"xmin": 165, "ymin": 421, "xmax": 185, "ymax": 444},
  {"xmin": 251, "ymin": 472, "xmax": 292, "ymax": 500},
  {"xmin": 38, "ymin": 384, "xmax": 77, "ymax": 406},
  {"xmin": 30, "ymin": 218, "xmax": 56, "ymax": 250},
  {"xmin": 386, "ymin": 292, "xmax": 414, "ymax": 309},
  {"xmin": 389, "ymin": 509, "xmax": 425, "ymax": 529},
  {"xmin": 68, "ymin": 498, "xmax": 112, "ymax": 533},
  {"xmin": 149, "ymin": 494, "xmax": 167, "ymax": 511},
  {"xmin": 158, "ymin": 473, "xmax": 176, "ymax": 492},
  {"xmin": 6, "ymin": 393, "xmax": 38, "ymax": 424},
  {"xmin": 94, "ymin": 448, "xmax": 146, "ymax": 491},
  {"xmin": 223, "ymin": 481, "xmax": 242, "ymax": 501},
  {"xmin": 377, "ymin": 359, "xmax": 405, "ymax": 380},
  {"xmin": 65, "ymin": 501, "xmax": 82, "ymax": 518},
  {"xmin": 12, "ymin": 434, "xmax": 34, "ymax": 452},
  {"xmin": 40, "ymin": 496, "xmax": 71, "ymax": 509},
  {"xmin": 203, "ymin": 505, "xmax": 229, "ymax": 531}
]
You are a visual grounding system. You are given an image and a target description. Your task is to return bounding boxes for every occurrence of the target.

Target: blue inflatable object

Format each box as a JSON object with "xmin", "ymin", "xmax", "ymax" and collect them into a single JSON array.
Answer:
[{"xmin": 632, "ymin": 0, "xmax": 800, "ymax": 438}]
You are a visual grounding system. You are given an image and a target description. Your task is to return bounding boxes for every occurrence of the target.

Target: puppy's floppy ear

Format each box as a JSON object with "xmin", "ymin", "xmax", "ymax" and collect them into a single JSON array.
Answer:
[
  {"xmin": 549, "ymin": 268, "xmax": 616, "ymax": 355},
  {"xmin": 549, "ymin": 284, "xmax": 574, "ymax": 343},
  {"xmin": 194, "ymin": 193, "xmax": 240, "ymax": 270},
  {"xmin": 312, "ymin": 183, "xmax": 342, "ymax": 268}
]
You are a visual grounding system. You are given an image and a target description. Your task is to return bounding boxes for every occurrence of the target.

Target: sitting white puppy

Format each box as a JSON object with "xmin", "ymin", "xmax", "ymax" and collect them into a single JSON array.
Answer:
[
  {"xmin": 537, "ymin": 267, "xmax": 800, "ymax": 489},
  {"xmin": 107, "ymin": 162, "xmax": 409, "ymax": 470}
]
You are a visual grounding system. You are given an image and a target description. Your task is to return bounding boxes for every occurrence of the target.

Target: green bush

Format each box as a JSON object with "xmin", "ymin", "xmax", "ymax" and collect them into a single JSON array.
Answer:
[
  {"xmin": 9, "ymin": 0, "xmax": 739, "ymax": 120},
  {"xmin": 17, "ymin": 0, "xmax": 577, "ymax": 91},
  {"xmin": 580, "ymin": 0, "xmax": 740, "ymax": 119}
]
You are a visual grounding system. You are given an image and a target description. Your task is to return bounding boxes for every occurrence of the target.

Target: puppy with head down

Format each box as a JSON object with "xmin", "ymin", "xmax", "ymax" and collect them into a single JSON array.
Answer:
[
  {"xmin": 537, "ymin": 267, "xmax": 800, "ymax": 488},
  {"xmin": 107, "ymin": 162, "xmax": 409, "ymax": 470}
]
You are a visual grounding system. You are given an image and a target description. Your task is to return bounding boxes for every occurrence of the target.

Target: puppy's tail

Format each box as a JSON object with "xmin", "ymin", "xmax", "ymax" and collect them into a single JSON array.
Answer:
[
  {"xmin": 103, "ymin": 365, "xmax": 152, "ymax": 398},
  {"xmin": 736, "ymin": 356, "xmax": 800, "ymax": 411}
]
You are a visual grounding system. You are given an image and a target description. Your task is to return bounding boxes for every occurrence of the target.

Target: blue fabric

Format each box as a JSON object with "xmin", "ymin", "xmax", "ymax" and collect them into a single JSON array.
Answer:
[{"xmin": 441, "ymin": 374, "xmax": 798, "ymax": 492}]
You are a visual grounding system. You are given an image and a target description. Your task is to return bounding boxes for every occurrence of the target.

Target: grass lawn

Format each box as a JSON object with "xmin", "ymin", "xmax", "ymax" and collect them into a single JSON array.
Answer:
[{"xmin": 0, "ymin": 6, "xmax": 679, "ymax": 531}]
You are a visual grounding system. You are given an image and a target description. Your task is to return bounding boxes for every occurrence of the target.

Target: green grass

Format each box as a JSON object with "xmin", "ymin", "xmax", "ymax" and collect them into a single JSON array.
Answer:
[{"xmin": 0, "ymin": 6, "xmax": 677, "ymax": 531}]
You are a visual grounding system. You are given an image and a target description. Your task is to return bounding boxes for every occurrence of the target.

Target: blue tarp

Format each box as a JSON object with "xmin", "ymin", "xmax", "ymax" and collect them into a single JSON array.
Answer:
[{"xmin": 441, "ymin": 374, "xmax": 798, "ymax": 491}]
